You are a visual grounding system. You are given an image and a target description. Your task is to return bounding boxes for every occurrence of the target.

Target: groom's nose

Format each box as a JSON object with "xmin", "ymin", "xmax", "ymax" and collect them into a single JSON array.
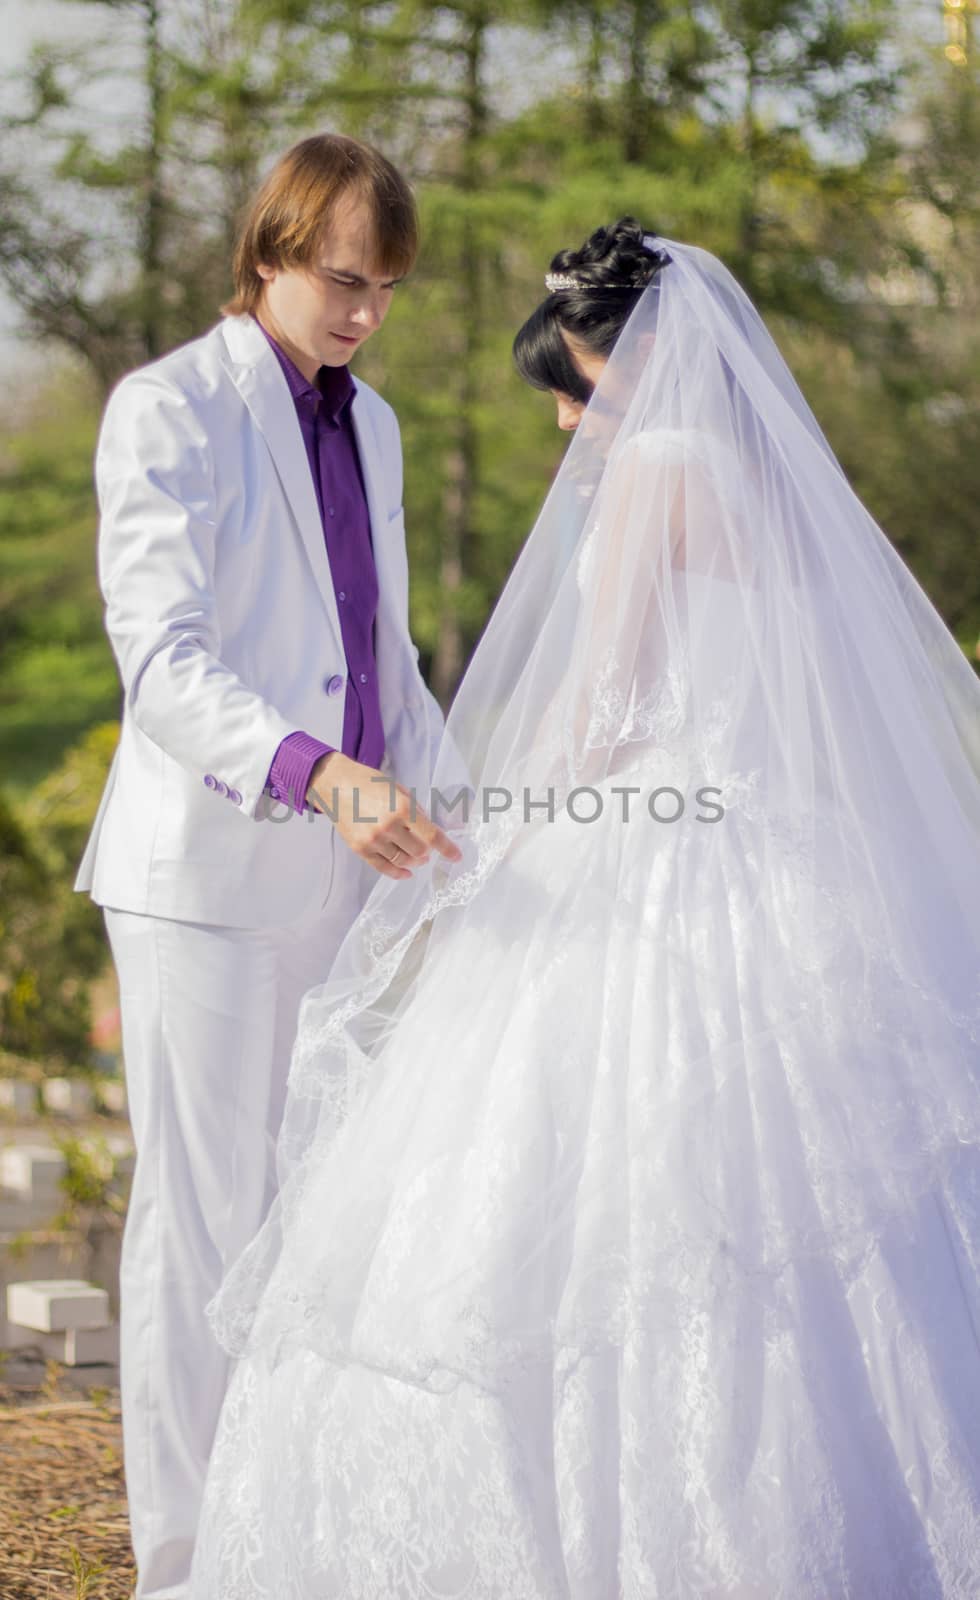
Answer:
[{"xmin": 350, "ymin": 293, "xmax": 386, "ymax": 333}]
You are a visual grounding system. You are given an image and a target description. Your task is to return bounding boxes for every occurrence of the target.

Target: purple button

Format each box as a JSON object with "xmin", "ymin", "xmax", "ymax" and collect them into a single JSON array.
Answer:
[
  {"xmin": 215, "ymin": 779, "xmax": 229, "ymax": 797},
  {"xmin": 229, "ymin": 788, "xmax": 242, "ymax": 805},
  {"xmin": 204, "ymin": 774, "xmax": 217, "ymax": 789},
  {"xmin": 270, "ymin": 786, "xmax": 282, "ymax": 800},
  {"xmin": 324, "ymin": 674, "xmax": 344, "ymax": 696}
]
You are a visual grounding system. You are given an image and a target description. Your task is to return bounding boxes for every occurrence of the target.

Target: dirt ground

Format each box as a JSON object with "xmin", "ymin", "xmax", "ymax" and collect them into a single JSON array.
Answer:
[{"xmin": 0, "ymin": 1357, "xmax": 135, "ymax": 1600}]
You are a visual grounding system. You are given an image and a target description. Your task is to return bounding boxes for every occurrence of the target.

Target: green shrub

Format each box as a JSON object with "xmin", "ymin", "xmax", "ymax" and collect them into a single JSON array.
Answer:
[{"xmin": 0, "ymin": 723, "xmax": 117, "ymax": 1068}]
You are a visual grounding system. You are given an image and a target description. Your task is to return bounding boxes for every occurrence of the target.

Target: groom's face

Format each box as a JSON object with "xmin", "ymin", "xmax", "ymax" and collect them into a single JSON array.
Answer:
[{"xmin": 255, "ymin": 195, "xmax": 405, "ymax": 379}]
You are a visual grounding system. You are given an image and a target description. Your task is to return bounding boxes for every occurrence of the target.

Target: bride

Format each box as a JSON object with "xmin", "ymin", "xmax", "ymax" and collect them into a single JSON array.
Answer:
[{"xmin": 189, "ymin": 221, "xmax": 980, "ymax": 1598}]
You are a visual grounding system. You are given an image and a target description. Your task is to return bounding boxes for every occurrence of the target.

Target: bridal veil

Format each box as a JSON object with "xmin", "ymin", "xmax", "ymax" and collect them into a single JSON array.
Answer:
[{"xmin": 204, "ymin": 237, "xmax": 980, "ymax": 1404}]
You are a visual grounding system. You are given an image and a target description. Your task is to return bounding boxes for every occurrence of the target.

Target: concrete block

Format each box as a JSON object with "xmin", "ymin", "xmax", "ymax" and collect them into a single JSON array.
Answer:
[
  {"xmin": 97, "ymin": 1079, "xmax": 128, "ymax": 1116},
  {"xmin": 0, "ymin": 1144, "xmax": 66, "ymax": 1199},
  {"xmin": 41, "ymin": 1078, "xmax": 94, "ymax": 1116},
  {"xmin": 39, "ymin": 1322, "xmax": 119, "ymax": 1366},
  {"xmin": 6, "ymin": 1278, "xmax": 111, "ymax": 1333},
  {"xmin": 0, "ymin": 1081, "xmax": 37, "ymax": 1115},
  {"xmin": 0, "ymin": 1234, "xmax": 113, "ymax": 1349},
  {"xmin": 3, "ymin": 1320, "xmax": 43, "ymax": 1350}
]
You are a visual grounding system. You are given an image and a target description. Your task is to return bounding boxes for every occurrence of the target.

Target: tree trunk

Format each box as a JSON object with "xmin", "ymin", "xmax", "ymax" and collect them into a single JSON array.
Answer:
[
  {"xmin": 623, "ymin": 0, "xmax": 655, "ymax": 163},
  {"xmin": 431, "ymin": 2, "xmax": 487, "ymax": 704},
  {"xmin": 140, "ymin": 0, "xmax": 166, "ymax": 360},
  {"xmin": 584, "ymin": 4, "xmax": 606, "ymax": 138},
  {"xmin": 736, "ymin": 54, "xmax": 761, "ymax": 283}
]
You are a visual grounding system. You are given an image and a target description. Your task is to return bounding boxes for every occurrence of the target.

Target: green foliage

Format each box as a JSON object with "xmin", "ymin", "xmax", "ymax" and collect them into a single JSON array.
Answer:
[
  {"xmin": 0, "ymin": 723, "xmax": 117, "ymax": 1067},
  {"xmin": 50, "ymin": 1132, "xmax": 130, "ymax": 1231},
  {"xmin": 0, "ymin": 3, "xmax": 977, "ymax": 1072},
  {"xmin": 1, "ymin": 6, "xmax": 977, "ymax": 683},
  {"xmin": 66, "ymin": 1544, "xmax": 109, "ymax": 1600},
  {"xmin": 0, "ymin": 381, "xmax": 120, "ymax": 794}
]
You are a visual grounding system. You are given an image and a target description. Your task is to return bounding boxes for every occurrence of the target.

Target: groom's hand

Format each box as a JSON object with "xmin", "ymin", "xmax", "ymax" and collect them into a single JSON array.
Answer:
[{"xmin": 306, "ymin": 752, "xmax": 463, "ymax": 880}]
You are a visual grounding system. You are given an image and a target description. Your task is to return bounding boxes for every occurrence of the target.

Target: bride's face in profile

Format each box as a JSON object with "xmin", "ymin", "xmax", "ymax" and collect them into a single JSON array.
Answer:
[
  {"xmin": 552, "ymin": 332, "xmax": 608, "ymax": 431},
  {"xmin": 551, "ymin": 326, "xmax": 655, "ymax": 435}
]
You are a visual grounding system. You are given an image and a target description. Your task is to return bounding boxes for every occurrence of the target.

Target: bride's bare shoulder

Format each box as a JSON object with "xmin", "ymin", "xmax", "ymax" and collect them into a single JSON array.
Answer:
[{"xmin": 623, "ymin": 426, "xmax": 721, "ymax": 466}]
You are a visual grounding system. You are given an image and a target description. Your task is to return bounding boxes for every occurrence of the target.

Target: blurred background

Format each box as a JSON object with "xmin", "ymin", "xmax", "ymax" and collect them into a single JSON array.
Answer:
[
  {"xmin": 0, "ymin": 0, "xmax": 979, "ymax": 1086},
  {"xmin": 0, "ymin": 6, "xmax": 978, "ymax": 1585}
]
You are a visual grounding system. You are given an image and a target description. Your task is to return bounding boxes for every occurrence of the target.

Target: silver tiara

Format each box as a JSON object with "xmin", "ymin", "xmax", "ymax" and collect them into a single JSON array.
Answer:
[
  {"xmin": 544, "ymin": 271, "xmax": 580, "ymax": 292},
  {"xmin": 545, "ymin": 233, "xmax": 663, "ymax": 294}
]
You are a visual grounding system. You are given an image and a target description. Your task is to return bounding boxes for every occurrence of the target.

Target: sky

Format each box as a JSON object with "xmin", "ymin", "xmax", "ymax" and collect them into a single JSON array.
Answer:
[{"xmin": 2, "ymin": 1, "xmax": 112, "ymax": 370}]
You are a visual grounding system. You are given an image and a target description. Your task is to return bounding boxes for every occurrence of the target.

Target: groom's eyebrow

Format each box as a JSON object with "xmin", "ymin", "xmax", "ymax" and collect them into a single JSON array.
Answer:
[{"xmin": 326, "ymin": 264, "xmax": 407, "ymax": 285}]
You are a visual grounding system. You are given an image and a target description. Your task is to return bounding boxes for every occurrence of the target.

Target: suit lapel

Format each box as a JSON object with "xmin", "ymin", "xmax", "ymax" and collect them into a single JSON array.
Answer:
[
  {"xmin": 349, "ymin": 383, "xmax": 415, "ymax": 733},
  {"xmin": 220, "ymin": 316, "xmax": 343, "ymax": 657},
  {"xmin": 349, "ymin": 384, "xmax": 399, "ymax": 634}
]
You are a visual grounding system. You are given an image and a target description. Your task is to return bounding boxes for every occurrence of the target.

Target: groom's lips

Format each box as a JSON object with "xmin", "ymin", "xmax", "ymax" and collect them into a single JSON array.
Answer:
[{"xmin": 331, "ymin": 332, "xmax": 360, "ymax": 346}]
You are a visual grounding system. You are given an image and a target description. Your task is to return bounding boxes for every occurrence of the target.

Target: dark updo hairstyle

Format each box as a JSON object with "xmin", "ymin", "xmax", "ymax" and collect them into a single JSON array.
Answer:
[{"xmin": 513, "ymin": 217, "xmax": 672, "ymax": 403}]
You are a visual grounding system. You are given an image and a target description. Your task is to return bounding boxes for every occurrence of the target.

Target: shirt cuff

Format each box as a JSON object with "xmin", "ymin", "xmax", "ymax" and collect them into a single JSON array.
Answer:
[{"xmin": 266, "ymin": 732, "xmax": 337, "ymax": 814}]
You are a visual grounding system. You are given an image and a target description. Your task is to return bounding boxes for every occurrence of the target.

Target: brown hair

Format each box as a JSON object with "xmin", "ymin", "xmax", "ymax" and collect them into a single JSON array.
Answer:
[{"xmin": 221, "ymin": 133, "xmax": 419, "ymax": 317}]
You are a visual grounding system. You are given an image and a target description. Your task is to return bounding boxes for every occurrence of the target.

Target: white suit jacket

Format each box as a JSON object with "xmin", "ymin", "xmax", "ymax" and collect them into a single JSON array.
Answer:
[{"xmin": 74, "ymin": 313, "xmax": 446, "ymax": 928}]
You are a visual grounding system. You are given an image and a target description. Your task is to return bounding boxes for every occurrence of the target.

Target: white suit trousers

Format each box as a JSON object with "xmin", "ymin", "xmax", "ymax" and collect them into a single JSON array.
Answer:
[{"xmin": 103, "ymin": 892, "xmax": 366, "ymax": 1599}]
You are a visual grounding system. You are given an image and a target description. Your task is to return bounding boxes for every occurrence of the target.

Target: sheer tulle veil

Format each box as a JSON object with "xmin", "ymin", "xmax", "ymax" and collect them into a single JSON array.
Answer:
[{"xmin": 205, "ymin": 236, "xmax": 980, "ymax": 1398}]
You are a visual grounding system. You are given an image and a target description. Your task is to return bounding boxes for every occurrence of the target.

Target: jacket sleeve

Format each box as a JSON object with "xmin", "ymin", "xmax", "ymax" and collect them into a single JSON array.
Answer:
[{"xmin": 95, "ymin": 371, "xmax": 301, "ymax": 818}]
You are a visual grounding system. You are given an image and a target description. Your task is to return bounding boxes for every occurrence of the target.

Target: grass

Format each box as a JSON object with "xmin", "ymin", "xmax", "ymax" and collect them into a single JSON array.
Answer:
[{"xmin": 0, "ymin": 1364, "xmax": 134, "ymax": 1599}]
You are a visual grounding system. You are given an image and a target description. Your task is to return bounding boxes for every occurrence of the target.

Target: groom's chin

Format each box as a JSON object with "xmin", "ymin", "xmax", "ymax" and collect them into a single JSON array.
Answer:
[{"xmin": 323, "ymin": 335, "xmax": 363, "ymax": 363}]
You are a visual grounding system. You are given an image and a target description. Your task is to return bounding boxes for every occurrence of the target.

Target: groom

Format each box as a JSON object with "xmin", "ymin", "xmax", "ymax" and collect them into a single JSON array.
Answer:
[{"xmin": 74, "ymin": 132, "xmax": 460, "ymax": 1599}]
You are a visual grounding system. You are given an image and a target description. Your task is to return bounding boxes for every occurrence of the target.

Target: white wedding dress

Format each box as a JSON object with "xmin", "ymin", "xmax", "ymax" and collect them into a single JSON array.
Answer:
[
  {"xmin": 189, "ymin": 242, "xmax": 980, "ymax": 1598},
  {"xmin": 191, "ymin": 700, "xmax": 980, "ymax": 1596}
]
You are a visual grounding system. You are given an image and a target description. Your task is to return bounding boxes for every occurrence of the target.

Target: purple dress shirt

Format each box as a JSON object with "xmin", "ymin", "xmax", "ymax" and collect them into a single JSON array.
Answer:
[{"xmin": 258, "ymin": 320, "xmax": 386, "ymax": 813}]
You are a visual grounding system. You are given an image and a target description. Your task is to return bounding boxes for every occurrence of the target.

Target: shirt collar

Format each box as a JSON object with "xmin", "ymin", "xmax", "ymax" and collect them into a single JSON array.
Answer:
[{"xmin": 254, "ymin": 316, "xmax": 355, "ymax": 428}]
